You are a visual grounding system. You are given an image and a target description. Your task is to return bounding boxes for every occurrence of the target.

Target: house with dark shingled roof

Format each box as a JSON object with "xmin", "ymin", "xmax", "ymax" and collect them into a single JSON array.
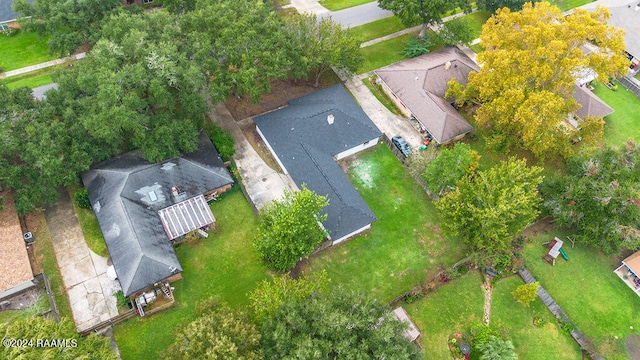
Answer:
[
  {"xmin": 254, "ymin": 84, "xmax": 382, "ymax": 245},
  {"xmin": 81, "ymin": 131, "xmax": 233, "ymax": 298}
]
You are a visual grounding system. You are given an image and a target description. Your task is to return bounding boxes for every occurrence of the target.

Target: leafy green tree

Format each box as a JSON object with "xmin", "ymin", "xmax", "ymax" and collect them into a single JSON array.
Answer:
[
  {"xmin": 477, "ymin": 0, "xmax": 534, "ymax": 13},
  {"xmin": 435, "ymin": 17, "xmax": 475, "ymax": 46},
  {"xmin": 400, "ymin": 35, "xmax": 433, "ymax": 58},
  {"xmin": 477, "ymin": 336, "xmax": 518, "ymax": 360},
  {"xmin": 166, "ymin": 298, "xmax": 261, "ymax": 360},
  {"xmin": 543, "ymin": 142, "xmax": 640, "ymax": 253},
  {"xmin": 0, "ymin": 317, "xmax": 117, "ymax": 359},
  {"xmin": 447, "ymin": 2, "xmax": 628, "ymax": 159},
  {"xmin": 261, "ymin": 287, "xmax": 421, "ymax": 359},
  {"xmin": 285, "ymin": 14, "xmax": 362, "ymax": 87},
  {"xmin": 512, "ymin": 282, "xmax": 539, "ymax": 307},
  {"xmin": 423, "ymin": 143, "xmax": 480, "ymax": 197},
  {"xmin": 180, "ymin": 0, "xmax": 291, "ymax": 102},
  {"xmin": 248, "ymin": 270, "xmax": 329, "ymax": 324},
  {"xmin": 254, "ymin": 186, "xmax": 329, "ymax": 271},
  {"xmin": 437, "ymin": 158, "xmax": 542, "ymax": 261},
  {"xmin": 13, "ymin": 0, "xmax": 125, "ymax": 55},
  {"xmin": 378, "ymin": 0, "xmax": 471, "ymax": 38}
]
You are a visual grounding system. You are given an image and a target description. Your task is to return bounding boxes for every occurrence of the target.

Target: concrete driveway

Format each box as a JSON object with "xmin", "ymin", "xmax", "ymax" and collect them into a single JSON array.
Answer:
[{"xmin": 44, "ymin": 189, "xmax": 120, "ymax": 332}]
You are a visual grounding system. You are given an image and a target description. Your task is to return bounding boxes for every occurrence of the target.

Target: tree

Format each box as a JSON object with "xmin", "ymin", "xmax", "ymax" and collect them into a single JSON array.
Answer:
[
  {"xmin": 436, "ymin": 158, "xmax": 542, "ymax": 262},
  {"xmin": 248, "ymin": 270, "xmax": 329, "ymax": 324},
  {"xmin": 400, "ymin": 35, "xmax": 434, "ymax": 58},
  {"xmin": 285, "ymin": 14, "xmax": 362, "ymax": 87},
  {"xmin": 435, "ymin": 17, "xmax": 475, "ymax": 46},
  {"xmin": 477, "ymin": 336, "xmax": 518, "ymax": 360},
  {"xmin": 261, "ymin": 287, "xmax": 421, "ymax": 359},
  {"xmin": 543, "ymin": 141, "xmax": 640, "ymax": 253},
  {"xmin": 422, "ymin": 142, "xmax": 480, "ymax": 197},
  {"xmin": 378, "ymin": 0, "xmax": 471, "ymax": 38},
  {"xmin": 447, "ymin": 2, "xmax": 628, "ymax": 159},
  {"xmin": 0, "ymin": 317, "xmax": 117, "ymax": 359},
  {"xmin": 13, "ymin": 0, "xmax": 125, "ymax": 55},
  {"xmin": 477, "ymin": 0, "xmax": 535, "ymax": 13},
  {"xmin": 512, "ymin": 282, "xmax": 539, "ymax": 307},
  {"xmin": 166, "ymin": 298, "xmax": 261, "ymax": 360},
  {"xmin": 253, "ymin": 186, "xmax": 329, "ymax": 271}
]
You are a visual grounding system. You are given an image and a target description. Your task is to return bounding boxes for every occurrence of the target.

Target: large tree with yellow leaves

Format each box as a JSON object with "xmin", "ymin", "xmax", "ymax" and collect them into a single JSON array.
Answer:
[{"xmin": 448, "ymin": 2, "xmax": 628, "ymax": 159}]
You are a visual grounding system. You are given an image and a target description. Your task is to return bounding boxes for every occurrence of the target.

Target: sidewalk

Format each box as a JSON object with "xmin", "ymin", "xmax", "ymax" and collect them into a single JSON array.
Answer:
[
  {"xmin": 0, "ymin": 52, "xmax": 85, "ymax": 79},
  {"xmin": 44, "ymin": 188, "xmax": 120, "ymax": 332}
]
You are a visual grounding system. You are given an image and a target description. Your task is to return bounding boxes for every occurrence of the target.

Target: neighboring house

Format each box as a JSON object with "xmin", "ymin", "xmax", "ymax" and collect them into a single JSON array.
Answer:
[
  {"xmin": 581, "ymin": 0, "xmax": 640, "ymax": 62},
  {"xmin": 81, "ymin": 131, "xmax": 233, "ymax": 299},
  {"xmin": 0, "ymin": 0, "xmax": 32, "ymax": 29},
  {"xmin": 0, "ymin": 189, "xmax": 35, "ymax": 301},
  {"xmin": 254, "ymin": 84, "xmax": 382, "ymax": 245},
  {"xmin": 614, "ymin": 251, "xmax": 640, "ymax": 297},
  {"xmin": 374, "ymin": 47, "xmax": 478, "ymax": 145},
  {"xmin": 568, "ymin": 84, "xmax": 614, "ymax": 129}
]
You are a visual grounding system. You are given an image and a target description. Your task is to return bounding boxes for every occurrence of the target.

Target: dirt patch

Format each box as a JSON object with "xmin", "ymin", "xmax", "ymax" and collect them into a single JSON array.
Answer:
[
  {"xmin": 520, "ymin": 217, "xmax": 555, "ymax": 239},
  {"xmin": 238, "ymin": 118, "xmax": 281, "ymax": 172},
  {"xmin": 626, "ymin": 334, "xmax": 640, "ymax": 360},
  {"xmin": 225, "ymin": 73, "xmax": 340, "ymax": 120}
]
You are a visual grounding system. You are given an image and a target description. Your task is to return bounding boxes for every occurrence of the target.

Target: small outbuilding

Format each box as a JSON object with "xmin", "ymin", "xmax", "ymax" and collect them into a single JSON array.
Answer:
[
  {"xmin": 614, "ymin": 251, "xmax": 640, "ymax": 296},
  {"xmin": 392, "ymin": 307, "xmax": 421, "ymax": 344}
]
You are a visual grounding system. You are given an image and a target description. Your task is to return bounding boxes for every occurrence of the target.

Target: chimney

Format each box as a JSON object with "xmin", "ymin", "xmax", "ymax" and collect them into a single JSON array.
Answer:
[
  {"xmin": 171, "ymin": 186, "xmax": 179, "ymax": 199},
  {"xmin": 445, "ymin": 61, "xmax": 452, "ymax": 70},
  {"xmin": 327, "ymin": 114, "xmax": 334, "ymax": 125}
]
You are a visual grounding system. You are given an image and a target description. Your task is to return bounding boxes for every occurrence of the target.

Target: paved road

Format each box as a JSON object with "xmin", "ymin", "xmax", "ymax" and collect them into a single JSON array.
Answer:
[
  {"xmin": 44, "ymin": 188, "xmax": 120, "ymax": 332},
  {"xmin": 327, "ymin": 2, "xmax": 393, "ymax": 28}
]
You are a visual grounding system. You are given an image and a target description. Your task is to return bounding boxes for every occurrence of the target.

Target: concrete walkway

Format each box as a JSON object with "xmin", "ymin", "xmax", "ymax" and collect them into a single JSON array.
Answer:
[
  {"xmin": 206, "ymin": 100, "xmax": 295, "ymax": 210},
  {"xmin": 0, "ymin": 52, "xmax": 85, "ymax": 79},
  {"xmin": 44, "ymin": 188, "xmax": 120, "ymax": 332}
]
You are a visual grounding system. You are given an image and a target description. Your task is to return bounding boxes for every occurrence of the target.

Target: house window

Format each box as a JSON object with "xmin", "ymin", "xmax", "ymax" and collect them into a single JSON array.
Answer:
[
  {"xmin": 0, "ymin": 23, "xmax": 8, "ymax": 31},
  {"xmin": 142, "ymin": 0, "xmax": 153, "ymax": 3}
]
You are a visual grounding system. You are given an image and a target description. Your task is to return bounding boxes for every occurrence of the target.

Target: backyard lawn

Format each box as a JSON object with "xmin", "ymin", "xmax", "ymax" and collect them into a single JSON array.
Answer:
[
  {"xmin": 592, "ymin": 80, "xmax": 640, "ymax": 148},
  {"xmin": 319, "ymin": 0, "xmax": 372, "ymax": 11},
  {"xmin": 523, "ymin": 232, "xmax": 640, "ymax": 360},
  {"xmin": 491, "ymin": 276, "xmax": 582, "ymax": 359},
  {"xmin": 304, "ymin": 145, "xmax": 467, "ymax": 302},
  {"xmin": 115, "ymin": 188, "xmax": 270, "ymax": 359},
  {"xmin": 0, "ymin": 31, "xmax": 54, "ymax": 72}
]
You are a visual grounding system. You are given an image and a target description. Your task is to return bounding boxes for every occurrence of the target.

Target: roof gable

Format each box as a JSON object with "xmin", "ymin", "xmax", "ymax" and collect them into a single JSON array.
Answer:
[{"xmin": 573, "ymin": 84, "xmax": 614, "ymax": 119}]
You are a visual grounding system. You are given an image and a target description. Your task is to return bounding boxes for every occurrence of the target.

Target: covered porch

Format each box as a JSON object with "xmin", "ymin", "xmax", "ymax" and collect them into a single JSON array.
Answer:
[{"xmin": 614, "ymin": 251, "xmax": 640, "ymax": 296}]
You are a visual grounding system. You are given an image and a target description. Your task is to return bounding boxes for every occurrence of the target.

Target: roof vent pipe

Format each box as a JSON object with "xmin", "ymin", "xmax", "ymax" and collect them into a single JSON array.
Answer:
[
  {"xmin": 445, "ymin": 61, "xmax": 452, "ymax": 70},
  {"xmin": 327, "ymin": 114, "xmax": 334, "ymax": 125}
]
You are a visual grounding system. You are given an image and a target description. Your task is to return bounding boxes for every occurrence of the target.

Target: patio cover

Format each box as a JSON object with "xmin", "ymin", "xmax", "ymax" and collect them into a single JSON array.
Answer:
[{"xmin": 158, "ymin": 195, "xmax": 215, "ymax": 240}]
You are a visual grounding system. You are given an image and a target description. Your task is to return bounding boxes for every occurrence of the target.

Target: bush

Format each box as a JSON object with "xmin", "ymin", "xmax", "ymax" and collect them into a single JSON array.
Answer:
[
  {"xmin": 207, "ymin": 125, "xmax": 235, "ymax": 160},
  {"xmin": 469, "ymin": 321, "xmax": 498, "ymax": 349},
  {"xmin": 114, "ymin": 290, "xmax": 128, "ymax": 308},
  {"xmin": 74, "ymin": 188, "xmax": 92, "ymax": 210},
  {"xmin": 512, "ymin": 282, "xmax": 539, "ymax": 307},
  {"xmin": 400, "ymin": 35, "xmax": 433, "ymax": 58}
]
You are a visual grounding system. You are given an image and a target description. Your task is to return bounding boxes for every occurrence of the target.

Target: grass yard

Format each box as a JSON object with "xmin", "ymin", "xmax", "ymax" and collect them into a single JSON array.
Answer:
[
  {"xmin": 359, "ymin": 33, "xmax": 413, "ymax": 74},
  {"xmin": 469, "ymin": 43, "xmax": 484, "ymax": 53},
  {"xmin": 0, "ymin": 31, "xmax": 54, "ymax": 72},
  {"xmin": 523, "ymin": 232, "xmax": 640, "ymax": 360},
  {"xmin": 348, "ymin": 16, "xmax": 408, "ymax": 44},
  {"xmin": 319, "ymin": 0, "xmax": 372, "ymax": 11},
  {"xmin": 463, "ymin": 10, "xmax": 490, "ymax": 39},
  {"xmin": 4, "ymin": 73, "xmax": 53, "ymax": 90},
  {"xmin": 67, "ymin": 186, "xmax": 109, "ymax": 258},
  {"xmin": 592, "ymin": 80, "xmax": 640, "ymax": 148},
  {"xmin": 115, "ymin": 188, "xmax": 270, "ymax": 359},
  {"xmin": 553, "ymin": 0, "xmax": 593, "ymax": 11},
  {"xmin": 406, "ymin": 272, "xmax": 485, "ymax": 358},
  {"xmin": 0, "ymin": 294, "xmax": 50, "ymax": 325},
  {"xmin": 304, "ymin": 145, "xmax": 467, "ymax": 302},
  {"xmin": 363, "ymin": 76, "xmax": 404, "ymax": 116},
  {"xmin": 491, "ymin": 276, "xmax": 582, "ymax": 359}
]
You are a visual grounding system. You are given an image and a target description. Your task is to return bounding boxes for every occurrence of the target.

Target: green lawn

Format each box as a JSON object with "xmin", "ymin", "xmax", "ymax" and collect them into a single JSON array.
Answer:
[
  {"xmin": 463, "ymin": 10, "xmax": 490, "ymax": 39},
  {"xmin": 363, "ymin": 76, "xmax": 404, "ymax": 116},
  {"xmin": 68, "ymin": 186, "xmax": 109, "ymax": 258},
  {"xmin": 523, "ymin": 233, "xmax": 640, "ymax": 359},
  {"xmin": 4, "ymin": 73, "xmax": 53, "ymax": 90},
  {"xmin": 359, "ymin": 33, "xmax": 413, "ymax": 74},
  {"xmin": 305, "ymin": 145, "xmax": 467, "ymax": 302},
  {"xmin": 406, "ymin": 272, "xmax": 485, "ymax": 359},
  {"xmin": 491, "ymin": 276, "xmax": 582, "ymax": 359},
  {"xmin": 592, "ymin": 80, "xmax": 640, "ymax": 148},
  {"xmin": 348, "ymin": 16, "xmax": 408, "ymax": 44},
  {"xmin": 553, "ymin": 0, "xmax": 593, "ymax": 11},
  {"xmin": 319, "ymin": 0, "xmax": 372, "ymax": 11},
  {"xmin": 469, "ymin": 43, "xmax": 484, "ymax": 53},
  {"xmin": 115, "ymin": 188, "xmax": 270, "ymax": 359},
  {"xmin": 0, "ymin": 31, "xmax": 54, "ymax": 72},
  {"xmin": 0, "ymin": 294, "xmax": 50, "ymax": 325}
]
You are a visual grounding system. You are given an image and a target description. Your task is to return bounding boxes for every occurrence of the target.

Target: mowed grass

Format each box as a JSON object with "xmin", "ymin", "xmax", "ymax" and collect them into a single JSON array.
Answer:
[
  {"xmin": 592, "ymin": 80, "xmax": 640, "ymax": 148},
  {"xmin": 348, "ymin": 16, "xmax": 408, "ymax": 44},
  {"xmin": 553, "ymin": 0, "xmax": 593, "ymax": 11},
  {"xmin": 407, "ymin": 272, "xmax": 485, "ymax": 358},
  {"xmin": 68, "ymin": 186, "xmax": 109, "ymax": 258},
  {"xmin": 359, "ymin": 33, "xmax": 414, "ymax": 74},
  {"xmin": 491, "ymin": 276, "xmax": 582, "ymax": 359},
  {"xmin": 0, "ymin": 31, "xmax": 54, "ymax": 71},
  {"xmin": 319, "ymin": 0, "xmax": 372, "ymax": 11},
  {"xmin": 523, "ymin": 234, "xmax": 640, "ymax": 360},
  {"xmin": 115, "ymin": 188, "xmax": 270, "ymax": 359},
  {"xmin": 4, "ymin": 73, "xmax": 53, "ymax": 90},
  {"xmin": 464, "ymin": 10, "xmax": 490, "ymax": 39},
  {"xmin": 305, "ymin": 145, "xmax": 467, "ymax": 302}
]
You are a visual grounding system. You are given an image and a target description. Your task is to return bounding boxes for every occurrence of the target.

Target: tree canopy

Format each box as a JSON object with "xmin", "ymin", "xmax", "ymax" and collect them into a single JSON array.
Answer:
[
  {"xmin": 477, "ymin": 0, "xmax": 534, "ymax": 13},
  {"xmin": 378, "ymin": 0, "xmax": 471, "ymax": 37},
  {"xmin": 0, "ymin": 317, "xmax": 117, "ymax": 359},
  {"xmin": 477, "ymin": 336, "xmax": 518, "ymax": 360},
  {"xmin": 437, "ymin": 158, "xmax": 543, "ymax": 262},
  {"xmin": 448, "ymin": 2, "xmax": 628, "ymax": 159},
  {"xmin": 261, "ymin": 287, "xmax": 421, "ymax": 359},
  {"xmin": 543, "ymin": 142, "xmax": 640, "ymax": 253},
  {"xmin": 253, "ymin": 186, "xmax": 329, "ymax": 271},
  {"xmin": 422, "ymin": 142, "xmax": 480, "ymax": 197}
]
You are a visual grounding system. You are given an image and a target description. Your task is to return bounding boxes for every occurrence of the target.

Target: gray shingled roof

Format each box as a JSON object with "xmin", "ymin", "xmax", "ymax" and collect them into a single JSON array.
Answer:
[
  {"xmin": 375, "ymin": 47, "xmax": 478, "ymax": 144},
  {"xmin": 81, "ymin": 131, "xmax": 233, "ymax": 296},
  {"xmin": 582, "ymin": 0, "xmax": 640, "ymax": 59},
  {"xmin": 573, "ymin": 84, "xmax": 614, "ymax": 119},
  {"xmin": 254, "ymin": 84, "xmax": 381, "ymax": 242},
  {"xmin": 0, "ymin": 0, "xmax": 32, "ymax": 23}
]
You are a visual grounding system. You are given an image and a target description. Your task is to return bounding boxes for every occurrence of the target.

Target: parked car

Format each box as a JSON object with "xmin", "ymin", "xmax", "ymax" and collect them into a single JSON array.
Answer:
[{"xmin": 392, "ymin": 135, "xmax": 412, "ymax": 157}]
